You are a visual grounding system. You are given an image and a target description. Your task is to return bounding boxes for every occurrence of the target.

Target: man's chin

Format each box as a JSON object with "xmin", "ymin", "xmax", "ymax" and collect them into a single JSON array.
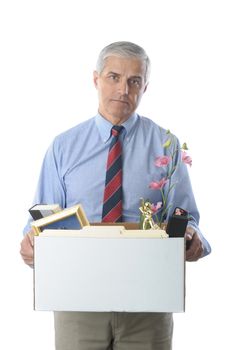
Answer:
[
  {"xmin": 109, "ymin": 106, "xmax": 131, "ymax": 119},
  {"xmin": 110, "ymin": 112, "xmax": 131, "ymax": 122},
  {"xmin": 99, "ymin": 106, "xmax": 132, "ymax": 123}
]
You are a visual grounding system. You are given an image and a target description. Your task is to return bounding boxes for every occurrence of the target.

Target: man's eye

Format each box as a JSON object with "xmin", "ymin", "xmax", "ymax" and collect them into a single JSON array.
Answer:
[
  {"xmin": 109, "ymin": 75, "xmax": 119, "ymax": 81},
  {"xmin": 129, "ymin": 79, "xmax": 141, "ymax": 87}
]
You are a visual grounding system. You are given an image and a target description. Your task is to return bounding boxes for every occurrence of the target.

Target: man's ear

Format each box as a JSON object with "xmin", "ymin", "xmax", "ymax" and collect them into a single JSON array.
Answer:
[
  {"xmin": 93, "ymin": 70, "xmax": 99, "ymax": 89},
  {"xmin": 143, "ymin": 83, "xmax": 149, "ymax": 93}
]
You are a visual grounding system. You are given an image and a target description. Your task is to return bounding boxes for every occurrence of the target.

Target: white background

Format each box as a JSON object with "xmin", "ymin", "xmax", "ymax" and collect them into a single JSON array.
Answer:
[{"xmin": 0, "ymin": 0, "xmax": 231, "ymax": 349}]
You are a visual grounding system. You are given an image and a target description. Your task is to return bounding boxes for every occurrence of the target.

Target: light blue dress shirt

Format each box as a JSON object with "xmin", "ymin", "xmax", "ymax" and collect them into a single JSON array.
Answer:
[{"xmin": 24, "ymin": 113, "xmax": 211, "ymax": 256}]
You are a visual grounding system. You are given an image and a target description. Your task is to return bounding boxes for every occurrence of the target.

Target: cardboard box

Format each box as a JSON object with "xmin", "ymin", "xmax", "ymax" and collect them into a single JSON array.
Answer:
[{"xmin": 34, "ymin": 230, "xmax": 185, "ymax": 312}]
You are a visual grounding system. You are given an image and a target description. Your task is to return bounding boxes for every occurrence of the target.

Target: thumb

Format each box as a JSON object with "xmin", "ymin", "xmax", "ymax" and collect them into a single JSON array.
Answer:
[
  {"xmin": 185, "ymin": 226, "xmax": 195, "ymax": 241},
  {"xmin": 27, "ymin": 230, "xmax": 35, "ymax": 247},
  {"xmin": 185, "ymin": 232, "xmax": 192, "ymax": 241}
]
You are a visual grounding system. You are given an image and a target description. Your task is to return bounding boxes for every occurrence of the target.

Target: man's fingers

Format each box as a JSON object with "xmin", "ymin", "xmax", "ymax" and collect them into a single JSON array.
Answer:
[
  {"xmin": 20, "ymin": 250, "xmax": 33, "ymax": 259},
  {"xmin": 186, "ymin": 232, "xmax": 203, "ymax": 261},
  {"xmin": 27, "ymin": 230, "xmax": 35, "ymax": 246},
  {"xmin": 20, "ymin": 232, "xmax": 34, "ymax": 268},
  {"xmin": 185, "ymin": 233, "xmax": 192, "ymax": 241}
]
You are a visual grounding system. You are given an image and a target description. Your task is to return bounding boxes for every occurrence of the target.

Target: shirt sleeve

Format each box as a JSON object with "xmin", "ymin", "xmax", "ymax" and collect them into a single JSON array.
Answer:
[
  {"xmin": 23, "ymin": 138, "xmax": 66, "ymax": 234},
  {"xmin": 165, "ymin": 139, "xmax": 211, "ymax": 257}
]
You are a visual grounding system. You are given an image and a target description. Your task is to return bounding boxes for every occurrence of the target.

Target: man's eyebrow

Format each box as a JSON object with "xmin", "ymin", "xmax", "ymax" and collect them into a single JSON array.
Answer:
[
  {"xmin": 106, "ymin": 71, "xmax": 120, "ymax": 75},
  {"xmin": 129, "ymin": 75, "xmax": 142, "ymax": 80},
  {"xmin": 106, "ymin": 72, "xmax": 142, "ymax": 78},
  {"xmin": 105, "ymin": 72, "xmax": 143, "ymax": 81}
]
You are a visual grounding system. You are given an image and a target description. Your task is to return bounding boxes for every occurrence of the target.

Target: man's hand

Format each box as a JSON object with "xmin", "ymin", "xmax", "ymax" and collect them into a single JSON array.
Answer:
[
  {"xmin": 20, "ymin": 230, "xmax": 35, "ymax": 268},
  {"xmin": 185, "ymin": 226, "xmax": 204, "ymax": 261}
]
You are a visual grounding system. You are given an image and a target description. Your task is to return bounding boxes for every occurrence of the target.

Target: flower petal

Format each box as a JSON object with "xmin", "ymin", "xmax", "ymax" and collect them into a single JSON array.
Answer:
[
  {"xmin": 155, "ymin": 156, "xmax": 171, "ymax": 167},
  {"xmin": 182, "ymin": 151, "xmax": 192, "ymax": 166}
]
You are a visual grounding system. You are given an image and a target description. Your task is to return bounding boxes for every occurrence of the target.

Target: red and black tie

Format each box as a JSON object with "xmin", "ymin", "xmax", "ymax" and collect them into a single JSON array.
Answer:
[{"xmin": 102, "ymin": 125, "xmax": 124, "ymax": 222}]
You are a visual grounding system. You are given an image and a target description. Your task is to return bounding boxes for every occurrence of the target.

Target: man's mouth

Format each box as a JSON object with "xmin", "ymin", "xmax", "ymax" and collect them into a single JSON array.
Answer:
[{"xmin": 111, "ymin": 99, "xmax": 129, "ymax": 104}]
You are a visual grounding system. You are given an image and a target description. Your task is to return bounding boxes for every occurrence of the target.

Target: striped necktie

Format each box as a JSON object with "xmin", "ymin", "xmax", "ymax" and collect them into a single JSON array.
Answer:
[{"xmin": 102, "ymin": 125, "xmax": 124, "ymax": 222}]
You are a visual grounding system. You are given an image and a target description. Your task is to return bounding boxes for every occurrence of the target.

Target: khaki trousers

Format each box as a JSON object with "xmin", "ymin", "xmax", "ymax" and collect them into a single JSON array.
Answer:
[{"xmin": 54, "ymin": 312, "xmax": 173, "ymax": 350}]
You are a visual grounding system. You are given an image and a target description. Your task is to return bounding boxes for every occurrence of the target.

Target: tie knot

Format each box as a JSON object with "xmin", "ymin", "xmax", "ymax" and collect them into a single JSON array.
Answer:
[{"xmin": 111, "ymin": 125, "xmax": 124, "ymax": 137}]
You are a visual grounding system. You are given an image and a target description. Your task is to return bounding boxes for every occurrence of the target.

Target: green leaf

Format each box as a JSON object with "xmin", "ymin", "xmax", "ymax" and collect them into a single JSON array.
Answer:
[
  {"xmin": 181, "ymin": 142, "xmax": 188, "ymax": 150},
  {"xmin": 163, "ymin": 138, "xmax": 172, "ymax": 148}
]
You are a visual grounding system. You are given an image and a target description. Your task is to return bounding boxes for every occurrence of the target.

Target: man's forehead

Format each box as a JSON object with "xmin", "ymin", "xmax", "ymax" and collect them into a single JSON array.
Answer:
[{"xmin": 102, "ymin": 55, "xmax": 146, "ymax": 76}]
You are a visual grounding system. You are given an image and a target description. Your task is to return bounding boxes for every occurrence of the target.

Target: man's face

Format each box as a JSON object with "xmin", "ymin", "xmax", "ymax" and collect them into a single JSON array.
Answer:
[{"xmin": 93, "ymin": 56, "xmax": 148, "ymax": 124}]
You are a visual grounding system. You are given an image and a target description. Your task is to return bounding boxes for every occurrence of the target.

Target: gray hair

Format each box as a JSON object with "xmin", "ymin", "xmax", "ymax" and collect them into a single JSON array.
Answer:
[{"xmin": 96, "ymin": 41, "xmax": 151, "ymax": 83}]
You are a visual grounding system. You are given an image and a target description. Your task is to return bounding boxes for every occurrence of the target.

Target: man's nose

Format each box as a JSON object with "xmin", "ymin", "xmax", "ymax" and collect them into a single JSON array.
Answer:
[{"xmin": 118, "ymin": 79, "xmax": 129, "ymax": 95}]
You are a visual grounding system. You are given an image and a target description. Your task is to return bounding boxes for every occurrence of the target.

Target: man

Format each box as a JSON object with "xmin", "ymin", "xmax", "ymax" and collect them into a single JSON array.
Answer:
[{"xmin": 20, "ymin": 41, "xmax": 211, "ymax": 350}]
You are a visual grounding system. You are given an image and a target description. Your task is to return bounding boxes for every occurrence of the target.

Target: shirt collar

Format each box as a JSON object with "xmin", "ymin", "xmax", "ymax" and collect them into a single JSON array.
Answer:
[{"xmin": 95, "ymin": 112, "xmax": 138, "ymax": 143}]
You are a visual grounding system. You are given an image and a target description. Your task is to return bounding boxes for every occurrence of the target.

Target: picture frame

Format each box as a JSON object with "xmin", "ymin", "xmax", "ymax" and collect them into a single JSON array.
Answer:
[{"xmin": 31, "ymin": 204, "xmax": 89, "ymax": 235}]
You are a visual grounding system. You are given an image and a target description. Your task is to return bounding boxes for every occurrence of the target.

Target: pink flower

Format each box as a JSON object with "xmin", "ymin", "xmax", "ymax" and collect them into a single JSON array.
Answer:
[
  {"xmin": 149, "ymin": 177, "xmax": 168, "ymax": 190},
  {"xmin": 182, "ymin": 151, "xmax": 192, "ymax": 167},
  {"xmin": 151, "ymin": 201, "xmax": 162, "ymax": 213},
  {"xmin": 154, "ymin": 156, "xmax": 171, "ymax": 167}
]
